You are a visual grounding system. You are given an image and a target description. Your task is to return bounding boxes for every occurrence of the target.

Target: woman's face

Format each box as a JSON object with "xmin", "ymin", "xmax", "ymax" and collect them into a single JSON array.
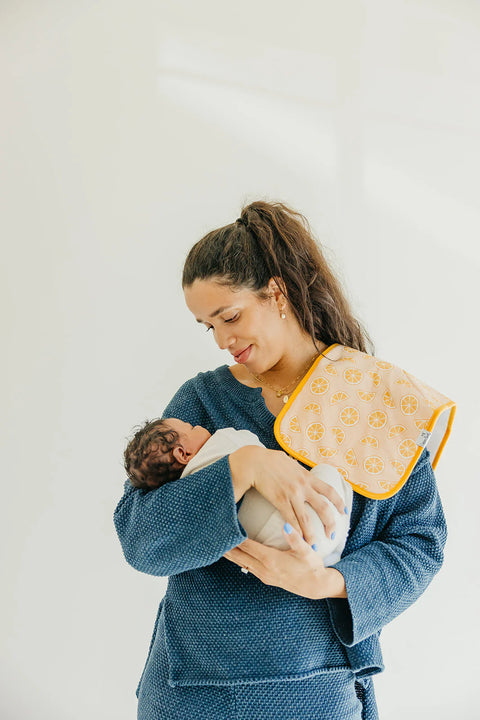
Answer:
[{"xmin": 183, "ymin": 277, "xmax": 292, "ymax": 374}]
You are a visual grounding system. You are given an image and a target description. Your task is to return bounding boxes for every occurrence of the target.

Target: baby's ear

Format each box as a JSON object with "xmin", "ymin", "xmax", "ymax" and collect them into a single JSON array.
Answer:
[{"xmin": 172, "ymin": 445, "xmax": 190, "ymax": 466}]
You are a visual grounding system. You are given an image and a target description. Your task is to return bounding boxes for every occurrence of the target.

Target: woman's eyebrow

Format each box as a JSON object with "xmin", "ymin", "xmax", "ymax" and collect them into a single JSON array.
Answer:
[{"xmin": 195, "ymin": 306, "xmax": 233, "ymax": 323}]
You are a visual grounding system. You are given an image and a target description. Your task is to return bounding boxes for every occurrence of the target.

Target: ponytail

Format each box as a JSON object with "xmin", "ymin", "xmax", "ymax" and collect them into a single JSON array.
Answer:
[{"xmin": 182, "ymin": 199, "xmax": 374, "ymax": 355}]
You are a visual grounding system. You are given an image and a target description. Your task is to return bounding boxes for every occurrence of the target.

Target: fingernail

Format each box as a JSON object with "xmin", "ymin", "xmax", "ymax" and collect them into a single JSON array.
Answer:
[
  {"xmin": 284, "ymin": 522, "xmax": 293, "ymax": 534},
  {"xmin": 344, "ymin": 506, "xmax": 348, "ymax": 514},
  {"xmin": 311, "ymin": 543, "xmax": 318, "ymax": 551},
  {"xmin": 331, "ymin": 531, "xmax": 336, "ymax": 540}
]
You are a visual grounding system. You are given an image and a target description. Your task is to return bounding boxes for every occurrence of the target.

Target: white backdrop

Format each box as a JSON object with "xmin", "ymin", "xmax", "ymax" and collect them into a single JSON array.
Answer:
[{"xmin": 2, "ymin": 1, "xmax": 479, "ymax": 718}]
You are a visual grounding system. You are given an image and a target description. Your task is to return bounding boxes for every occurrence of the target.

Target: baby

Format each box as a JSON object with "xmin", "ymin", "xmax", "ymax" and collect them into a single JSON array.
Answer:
[{"xmin": 124, "ymin": 418, "xmax": 353, "ymax": 566}]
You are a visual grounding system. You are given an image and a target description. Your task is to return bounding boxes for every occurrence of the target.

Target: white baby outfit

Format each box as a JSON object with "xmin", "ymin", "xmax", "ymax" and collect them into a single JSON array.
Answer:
[{"xmin": 180, "ymin": 427, "xmax": 353, "ymax": 567}]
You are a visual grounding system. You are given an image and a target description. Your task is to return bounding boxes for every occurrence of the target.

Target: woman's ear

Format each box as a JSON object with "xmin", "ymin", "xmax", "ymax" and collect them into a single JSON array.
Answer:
[
  {"xmin": 267, "ymin": 277, "xmax": 288, "ymax": 303},
  {"xmin": 172, "ymin": 445, "xmax": 191, "ymax": 466}
]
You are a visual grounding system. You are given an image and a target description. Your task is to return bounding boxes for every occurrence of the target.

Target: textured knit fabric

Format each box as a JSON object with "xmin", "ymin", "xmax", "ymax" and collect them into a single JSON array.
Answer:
[
  {"xmin": 136, "ymin": 604, "xmax": 370, "ymax": 720},
  {"xmin": 114, "ymin": 364, "xmax": 447, "ymax": 718}
]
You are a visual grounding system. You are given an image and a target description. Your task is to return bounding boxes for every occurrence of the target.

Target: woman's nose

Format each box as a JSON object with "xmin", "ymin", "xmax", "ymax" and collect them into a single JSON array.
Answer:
[{"xmin": 216, "ymin": 327, "xmax": 235, "ymax": 351}]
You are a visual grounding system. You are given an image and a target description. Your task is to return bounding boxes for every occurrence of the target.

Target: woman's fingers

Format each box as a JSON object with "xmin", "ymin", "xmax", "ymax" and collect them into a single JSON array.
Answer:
[
  {"xmin": 306, "ymin": 492, "xmax": 337, "ymax": 540},
  {"xmin": 282, "ymin": 522, "xmax": 315, "ymax": 557},
  {"xmin": 310, "ymin": 475, "xmax": 347, "ymax": 516},
  {"xmin": 290, "ymin": 497, "xmax": 318, "ymax": 546},
  {"xmin": 289, "ymin": 494, "xmax": 337, "ymax": 545},
  {"xmin": 273, "ymin": 478, "xmax": 316, "ymax": 543},
  {"xmin": 247, "ymin": 449, "xmax": 347, "ymax": 545},
  {"xmin": 278, "ymin": 504, "xmax": 304, "ymax": 539},
  {"xmin": 288, "ymin": 472, "xmax": 337, "ymax": 545}
]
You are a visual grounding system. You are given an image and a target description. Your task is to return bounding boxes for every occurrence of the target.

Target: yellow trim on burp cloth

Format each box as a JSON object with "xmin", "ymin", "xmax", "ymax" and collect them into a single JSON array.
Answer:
[{"xmin": 274, "ymin": 343, "xmax": 456, "ymax": 499}]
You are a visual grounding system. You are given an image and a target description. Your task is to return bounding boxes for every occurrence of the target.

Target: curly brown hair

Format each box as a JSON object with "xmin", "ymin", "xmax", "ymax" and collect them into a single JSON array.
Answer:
[
  {"xmin": 182, "ymin": 199, "xmax": 374, "ymax": 355},
  {"xmin": 123, "ymin": 419, "xmax": 185, "ymax": 491}
]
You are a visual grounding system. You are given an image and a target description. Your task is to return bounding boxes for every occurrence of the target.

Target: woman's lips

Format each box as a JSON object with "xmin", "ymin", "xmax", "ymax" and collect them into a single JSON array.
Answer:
[{"xmin": 234, "ymin": 345, "xmax": 252, "ymax": 363}]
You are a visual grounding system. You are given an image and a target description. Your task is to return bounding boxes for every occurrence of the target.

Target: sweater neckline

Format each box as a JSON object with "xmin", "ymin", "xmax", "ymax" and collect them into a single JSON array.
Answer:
[{"xmin": 217, "ymin": 364, "xmax": 277, "ymax": 422}]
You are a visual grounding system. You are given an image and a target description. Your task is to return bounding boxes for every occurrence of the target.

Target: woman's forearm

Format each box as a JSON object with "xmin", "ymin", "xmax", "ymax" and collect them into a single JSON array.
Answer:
[
  {"xmin": 114, "ymin": 456, "xmax": 247, "ymax": 576},
  {"xmin": 228, "ymin": 446, "xmax": 260, "ymax": 502}
]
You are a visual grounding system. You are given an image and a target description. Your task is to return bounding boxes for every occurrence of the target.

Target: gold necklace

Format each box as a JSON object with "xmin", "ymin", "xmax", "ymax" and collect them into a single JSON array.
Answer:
[{"xmin": 248, "ymin": 352, "xmax": 320, "ymax": 404}]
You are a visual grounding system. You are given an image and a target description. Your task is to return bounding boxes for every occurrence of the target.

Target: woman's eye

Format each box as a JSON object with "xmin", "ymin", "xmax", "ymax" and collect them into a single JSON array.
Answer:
[{"xmin": 205, "ymin": 314, "xmax": 238, "ymax": 332}]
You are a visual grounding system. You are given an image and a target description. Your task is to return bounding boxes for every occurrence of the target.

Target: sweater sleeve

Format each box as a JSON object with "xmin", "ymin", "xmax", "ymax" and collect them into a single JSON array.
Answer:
[
  {"xmin": 325, "ymin": 449, "xmax": 447, "ymax": 646},
  {"xmin": 113, "ymin": 378, "xmax": 248, "ymax": 577}
]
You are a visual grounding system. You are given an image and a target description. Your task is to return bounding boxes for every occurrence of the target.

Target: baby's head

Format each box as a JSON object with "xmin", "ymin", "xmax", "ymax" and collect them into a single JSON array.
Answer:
[{"xmin": 124, "ymin": 418, "xmax": 211, "ymax": 491}]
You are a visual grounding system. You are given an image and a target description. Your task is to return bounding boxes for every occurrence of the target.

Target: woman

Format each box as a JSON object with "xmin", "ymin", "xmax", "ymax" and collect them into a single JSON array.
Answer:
[{"xmin": 114, "ymin": 200, "xmax": 447, "ymax": 719}]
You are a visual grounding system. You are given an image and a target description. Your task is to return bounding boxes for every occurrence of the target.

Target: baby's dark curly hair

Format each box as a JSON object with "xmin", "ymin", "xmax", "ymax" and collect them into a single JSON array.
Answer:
[{"xmin": 123, "ymin": 419, "xmax": 185, "ymax": 491}]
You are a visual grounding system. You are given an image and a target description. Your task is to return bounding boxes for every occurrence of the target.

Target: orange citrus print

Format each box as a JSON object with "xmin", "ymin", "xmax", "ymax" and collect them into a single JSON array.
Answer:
[
  {"xmin": 310, "ymin": 377, "xmax": 330, "ymax": 395},
  {"xmin": 364, "ymin": 455, "xmax": 385, "ymax": 474},
  {"xmin": 331, "ymin": 427, "xmax": 346, "ymax": 445},
  {"xmin": 388, "ymin": 425, "xmax": 406, "ymax": 438},
  {"xmin": 377, "ymin": 478, "xmax": 395, "ymax": 490},
  {"xmin": 357, "ymin": 390, "xmax": 376, "ymax": 402},
  {"xmin": 280, "ymin": 432, "xmax": 292, "ymax": 447},
  {"xmin": 336, "ymin": 467, "xmax": 349, "ymax": 482},
  {"xmin": 354, "ymin": 479, "xmax": 371, "ymax": 490},
  {"xmin": 382, "ymin": 390, "xmax": 395, "ymax": 408},
  {"xmin": 344, "ymin": 368, "xmax": 363, "ymax": 384},
  {"xmin": 398, "ymin": 438, "xmax": 417, "ymax": 458},
  {"xmin": 391, "ymin": 460, "xmax": 405, "ymax": 476},
  {"xmin": 303, "ymin": 402, "xmax": 321, "ymax": 414},
  {"xmin": 361, "ymin": 435, "xmax": 379, "ymax": 448},
  {"xmin": 378, "ymin": 479, "xmax": 396, "ymax": 491},
  {"xmin": 375, "ymin": 361, "xmax": 393, "ymax": 370},
  {"xmin": 400, "ymin": 395, "xmax": 418, "ymax": 415},
  {"xmin": 339, "ymin": 406, "xmax": 360, "ymax": 426},
  {"xmin": 275, "ymin": 343, "xmax": 456, "ymax": 500},
  {"xmin": 345, "ymin": 449, "xmax": 358, "ymax": 466},
  {"xmin": 289, "ymin": 416, "xmax": 301, "ymax": 433},
  {"xmin": 367, "ymin": 410, "xmax": 387, "ymax": 429},
  {"xmin": 330, "ymin": 391, "xmax": 349, "ymax": 405},
  {"xmin": 305, "ymin": 422, "xmax": 325, "ymax": 442},
  {"xmin": 318, "ymin": 447, "xmax": 337, "ymax": 458}
]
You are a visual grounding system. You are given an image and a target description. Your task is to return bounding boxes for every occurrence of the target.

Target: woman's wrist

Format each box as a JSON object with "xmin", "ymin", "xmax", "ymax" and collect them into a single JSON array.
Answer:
[{"xmin": 319, "ymin": 567, "xmax": 347, "ymax": 599}]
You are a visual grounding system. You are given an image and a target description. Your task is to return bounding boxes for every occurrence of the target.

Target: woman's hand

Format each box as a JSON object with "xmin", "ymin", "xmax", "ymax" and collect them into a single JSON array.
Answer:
[
  {"xmin": 229, "ymin": 446, "xmax": 347, "ymax": 546},
  {"xmin": 223, "ymin": 523, "xmax": 347, "ymax": 600}
]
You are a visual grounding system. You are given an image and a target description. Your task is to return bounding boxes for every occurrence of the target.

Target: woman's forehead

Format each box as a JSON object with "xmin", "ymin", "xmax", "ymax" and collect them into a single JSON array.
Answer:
[{"xmin": 184, "ymin": 279, "xmax": 255, "ymax": 319}]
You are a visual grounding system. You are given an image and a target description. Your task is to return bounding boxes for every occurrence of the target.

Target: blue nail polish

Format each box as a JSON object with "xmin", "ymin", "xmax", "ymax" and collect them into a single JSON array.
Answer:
[
  {"xmin": 344, "ymin": 506, "xmax": 348, "ymax": 514},
  {"xmin": 312, "ymin": 543, "xmax": 318, "ymax": 552},
  {"xmin": 284, "ymin": 522, "xmax": 293, "ymax": 534},
  {"xmin": 331, "ymin": 531, "xmax": 336, "ymax": 540}
]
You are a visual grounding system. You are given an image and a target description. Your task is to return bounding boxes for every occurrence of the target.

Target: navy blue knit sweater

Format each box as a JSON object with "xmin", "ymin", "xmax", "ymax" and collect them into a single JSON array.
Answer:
[{"xmin": 114, "ymin": 364, "xmax": 447, "ymax": 689}]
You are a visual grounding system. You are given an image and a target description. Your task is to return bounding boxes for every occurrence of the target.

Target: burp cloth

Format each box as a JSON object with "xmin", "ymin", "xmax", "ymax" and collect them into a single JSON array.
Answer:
[{"xmin": 274, "ymin": 344, "xmax": 456, "ymax": 500}]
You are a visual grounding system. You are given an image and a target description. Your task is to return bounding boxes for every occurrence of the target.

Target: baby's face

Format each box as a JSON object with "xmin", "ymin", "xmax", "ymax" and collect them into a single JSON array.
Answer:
[{"xmin": 165, "ymin": 418, "xmax": 211, "ymax": 458}]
